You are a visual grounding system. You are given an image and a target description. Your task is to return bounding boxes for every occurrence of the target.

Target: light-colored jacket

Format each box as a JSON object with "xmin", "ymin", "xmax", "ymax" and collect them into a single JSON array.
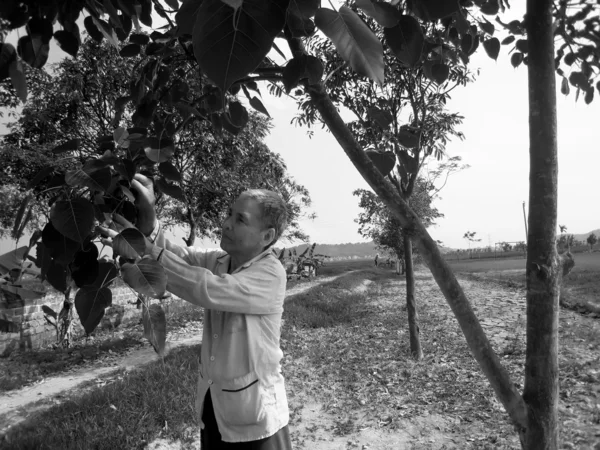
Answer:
[{"xmin": 149, "ymin": 230, "xmax": 289, "ymax": 442}]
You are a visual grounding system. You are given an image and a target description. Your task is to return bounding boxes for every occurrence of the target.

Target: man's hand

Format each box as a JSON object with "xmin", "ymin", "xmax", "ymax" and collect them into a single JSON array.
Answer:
[
  {"xmin": 131, "ymin": 174, "xmax": 157, "ymax": 236},
  {"xmin": 98, "ymin": 214, "xmax": 153, "ymax": 256}
]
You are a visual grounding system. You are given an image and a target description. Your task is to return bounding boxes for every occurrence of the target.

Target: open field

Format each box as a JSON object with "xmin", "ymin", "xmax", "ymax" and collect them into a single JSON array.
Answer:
[
  {"xmin": 1, "ymin": 259, "xmax": 599, "ymax": 449},
  {"xmin": 448, "ymin": 252, "xmax": 600, "ymax": 314}
]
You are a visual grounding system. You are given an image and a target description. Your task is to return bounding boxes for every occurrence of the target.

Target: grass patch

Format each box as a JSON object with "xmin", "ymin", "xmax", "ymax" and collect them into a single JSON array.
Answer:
[
  {"xmin": 0, "ymin": 302, "xmax": 203, "ymax": 394},
  {"xmin": 283, "ymin": 273, "xmax": 371, "ymax": 329},
  {"xmin": 1, "ymin": 345, "xmax": 202, "ymax": 450}
]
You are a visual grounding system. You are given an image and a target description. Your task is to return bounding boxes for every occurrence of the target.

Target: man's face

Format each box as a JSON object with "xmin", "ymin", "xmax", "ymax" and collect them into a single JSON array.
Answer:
[{"xmin": 220, "ymin": 194, "xmax": 273, "ymax": 260}]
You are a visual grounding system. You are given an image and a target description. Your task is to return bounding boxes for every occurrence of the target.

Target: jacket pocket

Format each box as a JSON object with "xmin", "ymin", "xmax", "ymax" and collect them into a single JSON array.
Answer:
[{"xmin": 214, "ymin": 371, "xmax": 265, "ymax": 426}]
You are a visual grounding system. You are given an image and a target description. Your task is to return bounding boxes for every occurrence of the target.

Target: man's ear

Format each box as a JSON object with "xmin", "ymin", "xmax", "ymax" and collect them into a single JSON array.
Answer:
[{"xmin": 263, "ymin": 228, "xmax": 276, "ymax": 247}]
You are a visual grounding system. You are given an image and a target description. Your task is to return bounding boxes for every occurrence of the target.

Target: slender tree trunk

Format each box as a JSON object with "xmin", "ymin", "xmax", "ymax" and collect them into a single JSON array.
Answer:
[
  {"xmin": 404, "ymin": 236, "xmax": 423, "ymax": 359},
  {"xmin": 523, "ymin": 0, "xmax": 568, "ymax": 447},
  {"xmin": 302, "ymin": 80, "xmax": 528, "ymax": 434},
  {"xmin": 183, "ymin": 208, "xmax": 196, "ymax": 246}
]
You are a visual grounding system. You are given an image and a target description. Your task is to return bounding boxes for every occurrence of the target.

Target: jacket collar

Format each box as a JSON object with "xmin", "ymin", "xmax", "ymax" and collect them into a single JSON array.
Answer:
[{"xmin": 217, "ymin": 248, "xmax": 273, "ymax": 274}]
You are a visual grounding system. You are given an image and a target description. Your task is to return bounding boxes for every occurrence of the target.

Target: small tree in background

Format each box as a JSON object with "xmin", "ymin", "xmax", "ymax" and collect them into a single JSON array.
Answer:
[
  {"xmin": 463, "ymin": 231, "xmax": 481, "ymax": 258},
  {"xmin": 587, "ymin": 233, "xmax": 597, "ymax": 251}
]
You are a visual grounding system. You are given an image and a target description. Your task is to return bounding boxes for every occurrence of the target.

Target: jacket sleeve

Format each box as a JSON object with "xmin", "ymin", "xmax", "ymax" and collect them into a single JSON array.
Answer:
[
  {"xmin": 148, "ymin": 245, "xmax": 286, "ymax": 315},
  {"xmin": 150, "ymin": 223, "xmax": 211, "ymax": 267}
]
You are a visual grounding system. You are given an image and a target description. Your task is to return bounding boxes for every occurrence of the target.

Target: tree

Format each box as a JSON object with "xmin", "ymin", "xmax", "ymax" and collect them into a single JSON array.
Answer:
[
  {"xmin": 463, "ymin": 231, "xmax": 481, "ymax": 258},
  {"xmin": 354, "ymin": 178, "xmax": 441, "ymax": 275},
  {"xmin": 1, "ymin": 0, "xmax": 595, "ymax": 446},
  {"xmin": 586, "ymin": 232, "xmax": 597, "ymax": 251}
]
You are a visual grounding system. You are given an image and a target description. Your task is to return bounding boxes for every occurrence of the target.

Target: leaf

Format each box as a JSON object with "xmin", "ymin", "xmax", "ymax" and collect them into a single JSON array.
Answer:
[
  {"xmin": 397, "ymin": 125, "xmax": 420, "ymax": 148},
  {"xmin": 46, "ymin": 261, "xmax": 68, "ymax": 293},
  {"xmin": 249, "ymin": 96, "xmax": 270, "ymax": 117},
  {"xmin": 316, "ymin": 6, "xmax": 384, "ymax": 85},
  {"xmin": 113, "ymin": 127, "xmax": 129, "ymax": 146},
  {"xmin": 26, "ymin": 167, "xmax": 54, "ymax": 189},
  {"xmin": 355, "ymin": 0, "xmax": 400, "ymax": 28},
  {"xmin": 120, "ymin": 43, "xmax": 141, "ymax": 57},
  {"xmin": 228, "ymin": 101, "xmax": 249, "ymax": 128},
  {"xmin": 66, "ymin": 163, "xmax": 112, "ymax": 193},
  {"xmin": 511, "ymin": 52, "xmax": 523, "ymax": 68},
  {"xmin": 480, "ymin": 0, "xmax": 500, "ymax": 16},
  {"xmin": 41, "ymin": 223, "xmax": 80, "ymax": 265},
  {"xmin": 75, "ymin": 286, "xmax": 112, "ymax": 334},
  {"xmin": 176, "ymin": 0, "xmax": 203, "ymax": 35},
  {"xmin": 165, "ymin": 0, "xmax": 180, "ymax": 10},
  {"xmin": 50, "ymin": 198, "xmax": 95, "ymax": 243},
  {"xmin": 52, "ymin": 138, "xmax": 80, "ymax": 154},
  {"xmin": 157, "ymin": 177, "xmax": 186, "ymax": 201},
  {"xmin": 121, "ymin": 257, "xmax": 168, "ymax": 298},
  {"xmin": 501, "ymin": 35, "xmax": 515, "ymax": 45},
  {"xmin": 482, "ymin": 37, "xmax": 500, "ymax": 61},
  {"xmin": 584, "ymin": 88, "xmax": 594, "ymax": 105},
  {"xmin": 288, "ymin": 0, "xmax": 320, "ymax": 18},
  {"xmin": 70, "ymin": 244, "xmax": 100, "ymax": 287},
  {"xmin": 8, "ymin": 59, "xmax": 27, "ymax": 103},
  {"xmin": 384, "ymin": 15, "xmax": 424, "ymax": 68},
  {"xmin": 0, "ymin": 247, "xmax": 28, "ymax": 275},
  {"xmin": 559, "ymin": 77, "xmax": 569, "ymax": 96},
  {"xmin": 282, "ymin": 54, "xmax": 323, "ymax": 92},
  {"xmin": 460, "ymin": 33, "xmax": 473, "ymax": 55},
  {"xmin": 144, "ymin": 137, "xmax": 175, "ymax": 162},
  {"xmin": 427, "ymin": 62, "xmax": 449, "ymax": 84},
  {"xmin": 366, "ymin": 150, "xmax": 396, "ymax": 176},
  {"xmin": 91, "ymin": 17, "xmax": 119, "ymax": 48},
  {"xmin": 0, "ymin": 43, "xmax": 17, "ymax": 81},
  {"xmin": 142, "ymin": 303, "xmax": 167, "ymax": 355},
  {"xmin": 42, "ymin": 305, "xmax": 57, "ymax": 319},
  {"xmin": 113, "ymin": 228, "xmax": 147, "ymax": 259},
  {"xmin": 17, "ymin": 35, "xmax": 49, "ymax": 69},
  {"xmin": 93, "ymin": 261, "xmax": 119, "ymax": 288},
  {"xmin": 129, "ymin": 33, "xmax": 150, "ymax": 46},
  {"xmin": 54, "ymin": 29, "xmax": 80, "ymax": 57},
  {"xmin": 408, "ymin": 0, "xmax": 460, "ymax": 21},
  {"xmin": 286, "ymin": 11, "xmax": 316, "ymax": 38},
  {"xmin": 159, "ymin": 162, "xmax": 182, "ymax": 182},
  {"xmin": 480, "ymin": 20, "xmax": 495, "ymax": 35},
  {"xmin": 84, "ymin": 16, "xmax": 104, "ymax": 42},
  {"xmin": 367, "ymin": 107, "xmax": 393, "ymax": 128},
  {"xmin": 193, "ymin": 0, "xmax": 288, "ymax": 92}
]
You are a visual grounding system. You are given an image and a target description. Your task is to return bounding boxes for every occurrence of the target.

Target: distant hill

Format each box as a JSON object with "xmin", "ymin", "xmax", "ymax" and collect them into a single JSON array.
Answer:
[
  {"xmin": 572, "ymin": 228, "xmax": 600, "ymax": 243},
  {"xmin": 274, "ymin": 242, "xmax": 378, "ymax": 259}
]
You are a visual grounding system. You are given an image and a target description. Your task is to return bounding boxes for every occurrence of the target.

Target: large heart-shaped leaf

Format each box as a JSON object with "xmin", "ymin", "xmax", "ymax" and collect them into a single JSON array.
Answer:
[
  {"xmin": 142, "ymin": 303, "xmax": 167, "ymax": 355},
  {"xmin": 50, "ymin": 198, "xmax": 95, "ymax": 243},
  {"xmin": 483, "ymin": 37, "xmax": 500, "ymax": 60},
  {"xmin": 356, "ymin": 0, "xmax": 400, "ymax": 28},
  {"xmin": 193, "ymin": 0, "xmax": 289, "ymax": 93},
  {"xmin": 159, "ymin": 162, "xmax": 182, "ymax": 182},
  {"xmin": 157, "ymin": 177, "xmax": 186, "ymax": 202},
  {"xmin": 315, "ymin": 6, "xmax": 384, "ymax": 85},
  {"xmin": 40, "ymin": 224, "xmax": 80, "ymax": 265},
  {"xmin": 65, "ymin": 163, "xmax": 112, "ymax": 193},
  {"xmin": 144, "ymin": 137, "xmax": 174, "ymax": 162},
  {"xmin": 121, "ymin": 257, "xmax": 167, "ymax": 298},
  {"xmin": 46, "ymin": 261, "xmax": 68, "ymax": 293},
  {"xmin": 384, "ymin": 15, "xmax": 424, "ymax": 68},
  {"xmin": 397, "ymin": 125, "xmax": 420, "ymax": 148},
  {"xmin": 249, "ymin": 96, "xmax": 270, "ymax": 117},
  {"xmin": 91, "ymin": 17, "xmax": 119, "ymax": 48},
  {"xmin": 113, "ymin": 228, "xmax": 147, "ymax": 259},
  {"xmin": 282, "ymin": 54, "xmax": 323, "ymax": 92},
  {"xmin": 366, "ymin": 150, "xmax": 396, "ymax": 176},
  {"xmin": 288, "ymin": 0, "xmax": 320, "ymax": 18},
  {"xmin": 70, "ymin": 243, "xmax": 100, "ymax": 288},
  {"xmin": 54, "ymin": 28, "xmax": 80, "ymax": 57},
  {"xmin": 93, "ymin": 261, "xmax": 119, "ymax": 288},
  {"xmin": 367, "ymin": 107, "xmax": 393, "ymax": 128},
  {"xmin": 17, "ymin": 35, "xmax": 49, "ymax": 69},
  {"xmin": 0, "ymin": 43, "xmax": 17, "ymax": 81},
  {"xmin": 75, "ymin": 286, "xmax": 112, "ymax": 334}
]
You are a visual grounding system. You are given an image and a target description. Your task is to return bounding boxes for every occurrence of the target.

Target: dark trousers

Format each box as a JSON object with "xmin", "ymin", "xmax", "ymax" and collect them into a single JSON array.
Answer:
[{"xmin": 201, "ymin": 391, "xmax": 293, "ymax": 449}]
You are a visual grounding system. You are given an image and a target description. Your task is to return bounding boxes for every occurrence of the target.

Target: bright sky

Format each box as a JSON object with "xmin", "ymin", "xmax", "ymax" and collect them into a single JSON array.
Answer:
[{"xmin": 1, "ymin": 2, "xmax": 598, "ymax": 254}]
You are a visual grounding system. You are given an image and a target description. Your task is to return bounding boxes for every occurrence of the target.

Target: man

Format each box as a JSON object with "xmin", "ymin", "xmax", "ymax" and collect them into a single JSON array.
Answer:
[{"xmin": 100, "ymin": 174, "xmax": 292, "ymax": 449}]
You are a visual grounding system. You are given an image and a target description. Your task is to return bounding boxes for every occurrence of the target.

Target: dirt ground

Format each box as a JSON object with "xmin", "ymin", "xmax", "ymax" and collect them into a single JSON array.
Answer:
[{"xmin": 1, "ymin": 268, "xmax": 599, "ymax": 449}]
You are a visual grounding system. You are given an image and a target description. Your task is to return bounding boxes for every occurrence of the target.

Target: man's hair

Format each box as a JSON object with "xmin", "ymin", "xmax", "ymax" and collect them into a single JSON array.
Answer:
[{"xmin": 243, "ymin": 189, "xmax": 288, "ymax": 248}]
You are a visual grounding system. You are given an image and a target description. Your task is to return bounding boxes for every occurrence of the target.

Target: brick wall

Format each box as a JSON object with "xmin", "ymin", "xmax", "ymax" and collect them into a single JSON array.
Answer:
[{"xmin": 0, "ymin": 285, "xmax": 189, "ymax": 356}]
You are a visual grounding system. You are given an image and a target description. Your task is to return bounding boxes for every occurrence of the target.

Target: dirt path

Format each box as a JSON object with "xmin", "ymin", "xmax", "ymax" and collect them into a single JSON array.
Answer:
[{"xmin": 0, "ymin": 272, "xmax": 352, "ymax": 437}]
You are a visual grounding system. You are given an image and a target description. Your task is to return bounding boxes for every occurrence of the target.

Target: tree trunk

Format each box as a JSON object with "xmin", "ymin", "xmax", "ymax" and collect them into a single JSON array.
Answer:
[
  {"xmin": 183, "ymin": 208, "xmax": 197, "ymax": 246},
  {"xmin": 404, "ymin": 236, "xmax": 423, "ymax": 359},
  {"xmin": 302, "ymin": 80, "xmax": 528, "ymax": 433},
  {"xmin": 523, "ymin": 0, "xmax": 565, "ymax": 447}
]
